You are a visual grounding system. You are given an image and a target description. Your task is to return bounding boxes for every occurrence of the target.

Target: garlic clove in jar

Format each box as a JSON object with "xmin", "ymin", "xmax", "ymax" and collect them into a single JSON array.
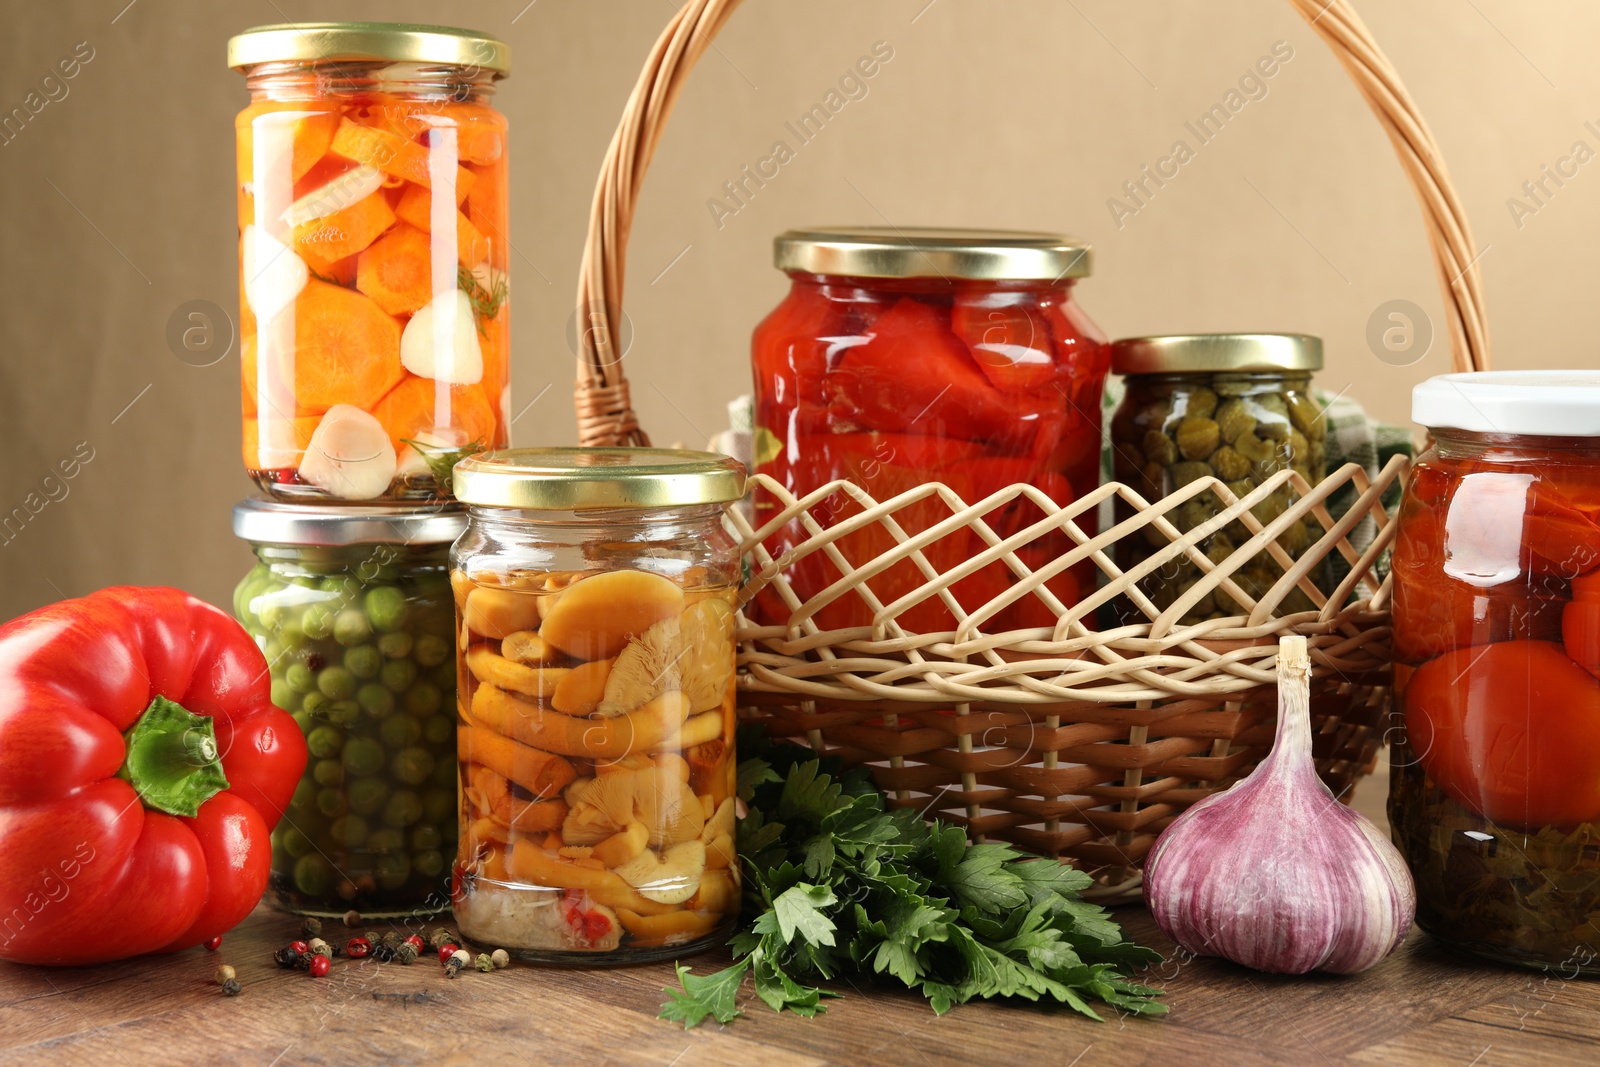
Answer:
[
  {"xmin": 299, "ymin": 404, "xmax": 398, "ymax": 500},
  {"xmin": 401, "ymin": 290, "xmax": 484, "ymax": 385},
  {"xmin": 241, "ymin": 224, "xmax": 308, "ymax": 323},
  {"xmin": 1143, "ymin": 636, "xmax": 1416, "ymax": 975}
]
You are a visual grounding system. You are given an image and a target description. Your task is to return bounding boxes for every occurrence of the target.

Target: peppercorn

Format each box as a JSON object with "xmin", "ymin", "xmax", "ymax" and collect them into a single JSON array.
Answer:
[
  {"xmin": 220, "ymin": 978, "xmax": 242, "ymax": 997},
  {"xmin": 204, "ymin": 935, "xmax": 223, "ymax": 951},
  {"xmin": 395, "ymin": 942, "xmax": 419, "ymax": 965},
  {"xmin": 474, "ymin": 953, "xmax": 495, "ymax": 973},
  {"xmin": 273, "ymin": 946, "xmax": 301, "ymax": 970},
  {"xmin": 306, "ymin": 939, "xmax": 332, "ymax": 961},
  {"xmin": 381, "ymin": 931, "xmax": 403, "ymax": 948},
  {"xmin": 343, "ymin": 909, "xmax": 362, "ymax": 927},
  {"xmin": 300, "ymin": 916, "xmax": 323, "ymax": 938},
  {"xmin": 215, "ymin": 964, "xmax": 236, "ymax": 984},
  {"xmin": 289, "ymin": 940, "xmax": 309, "ymax": 955},
  {"xmin": 444, "ymin": 949, "xmax": 470, "ymax": 978},
  {"xmin": 373, "ymin": 943, "xmax": 397, "ymax": 962},
  {"xmin": 427, "ymin": 928, "xmax": 454, "ymax": 950},
  {"xmin": 345, "ymin": 937, "xmax": 372, "ymax": 959},
  {"xmin": 308, "ymin": 955, "xmax": 331, "ymax": 978},
  {"xmin": 438, "ymin": 942, "xmax": 459, "ymax": 963},
  {"xmin": 490, "ymin": 949, "xmax": 509, "ymax": 969},
  {"xmin": 404, "ymin": 934, "xmax": 425, "ymax": 952}
]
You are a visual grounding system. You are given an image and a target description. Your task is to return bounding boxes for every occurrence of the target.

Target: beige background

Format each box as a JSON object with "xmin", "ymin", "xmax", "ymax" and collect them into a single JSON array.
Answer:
[{"xmin": 0, "ymin": 0, "xmax": 1594, "ymax": 621}]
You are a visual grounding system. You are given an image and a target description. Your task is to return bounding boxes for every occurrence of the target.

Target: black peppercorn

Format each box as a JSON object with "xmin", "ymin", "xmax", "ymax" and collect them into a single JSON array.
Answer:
[
  {"xmin": 273, "ymin": 946, "xmax": 301, "ymax": 970},
  {"xmin": 300, "ymin": 916, "xmax": 322, "ymax": 938},
  {"xmin": 221, "ymin": 978, "xmax": 242, "ymax": 997},
  {"xmin": 373, "ymin": 943, "xmax": 397, "ymax": 963}
]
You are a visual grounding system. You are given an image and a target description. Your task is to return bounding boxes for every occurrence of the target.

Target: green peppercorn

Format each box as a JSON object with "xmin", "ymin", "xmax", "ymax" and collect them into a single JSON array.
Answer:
[
  {"xmin": 474, "ymin": 953, "xmax": 495, "ymax": 973},
  {"xmin": 412, "ymin": 633, "xmax": 449, "ymax": 668},
  {"xmin": 341, "ymin": 737, "xmax": 386, "ymax": 777},
  {"xmin": 377, "ymin": 632, "xmax": 414, "ymax": 659},
  {"xmin": 364, "ymin": 586, "xmax": 407, "ymax": 634},
  {"xmin": 395, "ymin": 942, "xmax": 419, "ymax": 965}
]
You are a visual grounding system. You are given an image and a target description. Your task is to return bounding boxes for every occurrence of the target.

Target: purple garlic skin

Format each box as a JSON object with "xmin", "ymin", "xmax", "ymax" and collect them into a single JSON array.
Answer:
[{"xmin": 1143, "ymin": 638, "xmax": 1416, "ymax": 975}]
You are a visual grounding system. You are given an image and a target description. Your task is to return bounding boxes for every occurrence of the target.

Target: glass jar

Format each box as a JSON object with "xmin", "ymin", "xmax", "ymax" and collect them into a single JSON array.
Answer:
[
  {"xmin": 232, "ymin": 499, "xmax": 465, "ymax": 918},
  {"xmin": 1108, "ymin": 334, "xmax": 1327, "ymax": 623},
  {"xmin": 228, "ymin": 23, "xmax": 511, "ymax": 503},
  {"xmin": 1389, "ymin": 371, "xmax": 1600, "ymax": 972},
  {"xmin": 449, "ymin": 448, "xmax": 745, "ymax": 963},
  {"xmin": 750, "ymin": 227, "xmax": 1109, "ymax": 634}
]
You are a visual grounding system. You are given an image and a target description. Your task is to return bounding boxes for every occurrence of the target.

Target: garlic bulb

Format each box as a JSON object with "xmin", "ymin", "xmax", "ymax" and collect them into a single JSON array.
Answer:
[{"xmin": 1144, "ymin": 637, "xmax": 1415, "ymax": 974}]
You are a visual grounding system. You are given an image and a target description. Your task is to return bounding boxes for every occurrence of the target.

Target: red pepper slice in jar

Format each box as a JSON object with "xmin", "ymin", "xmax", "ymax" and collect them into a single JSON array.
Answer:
[
  {"xmin": 950, "ymin": 289, "xmax": 1058, "ymax": 394},
  {"xmin": 1564, "ymin": 569, "xmax": 1600, "ymax": 678}
]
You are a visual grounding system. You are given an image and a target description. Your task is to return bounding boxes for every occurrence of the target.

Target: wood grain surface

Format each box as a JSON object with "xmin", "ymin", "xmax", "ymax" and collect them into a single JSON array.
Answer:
[{"xmin": 2, "ymin": 767, "xmax": 1596, "ymax": 1067}]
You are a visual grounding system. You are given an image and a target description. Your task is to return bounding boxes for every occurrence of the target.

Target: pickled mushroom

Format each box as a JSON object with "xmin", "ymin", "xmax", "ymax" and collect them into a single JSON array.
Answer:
[
  {"xmin": 598, "ymin": 616, "xmax": 685, "ymax": 717},
  {"xmin": 562, "ymin": 767, "xmax": 705, "ymax": 849},
  {"xmin": 613, "ymin": 840, "xmax": 706, "ymax": 904}
]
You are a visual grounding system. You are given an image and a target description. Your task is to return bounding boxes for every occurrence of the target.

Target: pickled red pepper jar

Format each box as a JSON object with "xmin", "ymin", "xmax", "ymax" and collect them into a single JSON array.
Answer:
[
  {"xmin": 228, "ymin": 23, "xmax": 511, "ymax": 503},
  {"xmin": 751, "ymin": 227, "xmax": 1110, "ymax": 633},
  {"xmin": 1390, "ymin": 371, "xmax": 1600, "ymax": 972},
  {"xmin": 231, "ymin": 500, "xmax": 464, "ymax": 918},
  {"xmin": 449, "ymin": 448, "xmax": 744, "ymax": 962}
]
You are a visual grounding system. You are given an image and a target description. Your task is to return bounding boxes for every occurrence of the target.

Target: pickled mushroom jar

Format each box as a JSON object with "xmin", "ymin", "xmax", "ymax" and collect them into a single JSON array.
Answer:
[
  {"xmin": 231, "ymin": 499, "xmax": 465, "ymax": 918},
  {"xmin": 751, "ymin": 227, "xmax": 1109, "ymax": 634},
  {"xmin": 449, "ymin": 448, "xmax": 745, "ymax": 963},
  {"xmin": 1390, "ymin": 371, "xmax": 1600, "ymax": 972},
  {"xmin": 1108, "ymin": 334, "xmax": 1327, "ymax": 623},
  {"xmin": 228, "ymin": 23, "xmax": 511, "ymax": 503}
]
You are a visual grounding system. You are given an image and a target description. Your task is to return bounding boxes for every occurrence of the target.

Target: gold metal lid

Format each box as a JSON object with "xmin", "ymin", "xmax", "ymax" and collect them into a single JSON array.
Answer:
[
  {"xmin": 1110, "ymin": 333, "xmax": 1323, "ymax": 375},
  {"xmin": 228, "ymin": 22, "xmax": 510, "ymax": 75},
  {"xmin": 773, "ymin": 227, "xmax": 1092, "ymax": 281},
  {"xmin": 453, "ymin": 448, "xmax": 746, "ymax": 511}
]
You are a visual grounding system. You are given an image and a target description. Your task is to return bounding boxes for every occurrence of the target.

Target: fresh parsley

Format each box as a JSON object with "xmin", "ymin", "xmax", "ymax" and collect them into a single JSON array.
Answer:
[{"xmin": 660, "ymin": 728, "xmax": 1166, "ymax": 1028}]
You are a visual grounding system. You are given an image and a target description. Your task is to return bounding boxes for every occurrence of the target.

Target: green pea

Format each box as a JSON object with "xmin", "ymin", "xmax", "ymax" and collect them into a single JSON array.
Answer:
[
  {"xmin": 327, "ymin": 700, "xmax": 362, "ymax": 728},
  {"xmin": 301, "ymin": 602, "xmax": 335, "ymax": 640},
  {"xmin": 290, "ymin": 574, "xmax": 319, "ymax": 589},
  {"xmin": 258, "ymin": 602, "xmax": 290, "ymax": 631},
  {"xmin": 316, "ymin": 788, "xmax": 347, "ymax": 818},
  {"xmin": 292, "ymin": 709, "xmax": 313, "ymax": 734},
  {"xmin": 413, "ymin": 633, "xmax": 449, "ymax": 668},
  {"xmin": 413, "ymin": 850, "xmax": 445, "ymax": 879},
  {"xmin": 383, "ymin": 789, "xmax": 423, "ymax": 828},
  {"xmin": 285, "ymin": 663, "xmax": 315, "ymax": 694},
  {"xmin": 367, "ymin": 827, "xmax": 405, "ymax": 854},
  {"xmin": 380, "ymin": 715, "xmax": 421, "ymax": 749},
  {"xmin": 313, "ymin": 758, "xmax": 344, "ymax": 786},
  {"xmin": 348, "ymin": 776, "xmax": 389, "ymax": 815},
  {"xmin": 301, "ymin": 691, "xmax": 329, "ymax": 717},
  {"xmin": 374, "ymin": 852, "xmax": 412, "ymax": 890},
  {"xmin": 329, "ymin": 814, "xmax": 369, "ymax": 848},
  {"xmin": 342, "ymin": 737, "xmax": 386, "ymax": 777},
  {"xmin": 344, "ymin": 645, "xmax": 382, "ymax": 680},
  {"xmin": 334, "ymin": 609, "xmax": 373, "ymax": 646},
  {"xmin": 380, "ymin": 658, "xmax": 418, "ymax": 693},
  {"xmin": 293, "ymin": 854, "xmax": 335, "ymax": 897},
  {"xmin": 377, "ymin": 632, "xmax": 414, "ymax": 659},
  {"xmin": 317, "ymin": 665, "xmax": 356, "ymax": 700},
  {"xmin": 410, "ymin": 825, "xmax": 444, "ymax": 852},
  {"xmin": 306, "ymin": 726, "xmax": 345, "ymax": 759},
  {"xmin": 269, "ymin": 679, "xmax": 295, "ymax": 711},
  {"xmin": 403, "ymin": 681, "xmax": 442, "ymax": 718},
  {"xmin": 322, "ymin": 574, "xmax": 361, "ymax": 601},
  {"xmin": 358, "ymin": 682, "xmax": 396, "ymax": 719},
  {"xmin": 289, "ymin": 779, "xmax": 317, "ymax": 814},
  {"xmin": 391, "ymin": 747, "xmax": 435, "ymax": 786},
  {"xmin": 262, "ymin": 635, "xmax": 285, "ymax": 664},
  {"xmin": 364, "ymin": 586, "xmax": 407, "ymax": 634},
  {"xmin": 279, "ymin": 825, "xmax": 314, "ymax": 859},
  {"xmin": 431, "ymin": 660, "xmax": 457, "ymax": 691},
  {"xmin": 278, "ymin": 620, "xmax": 307, "ymax": 645},
  {"xmin": 423, "ymin": 787, "xmax": 455, "ymax": 824},
  {"xmin": 422, "ymin": 714, "xmax": 453, "ymax": 746},
  {"xmin": 431, "ymin": 757, "xmax": 456, "ymax": 791}
]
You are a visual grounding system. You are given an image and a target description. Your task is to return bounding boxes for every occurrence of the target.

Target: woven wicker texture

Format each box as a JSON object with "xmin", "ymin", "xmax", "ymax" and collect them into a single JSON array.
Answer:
[{"xmin": 571, "ymin": 0, "xmax": 1491, "ymax": 895}]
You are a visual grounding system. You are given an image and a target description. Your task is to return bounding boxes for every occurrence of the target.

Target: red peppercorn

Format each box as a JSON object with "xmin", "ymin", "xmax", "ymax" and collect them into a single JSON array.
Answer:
[
  {"xmin": 204, "ymin": 935, "xmax": 223, "ymax": 951},
  {"xmin": 345, "ymin": 937, "xmax": 372, "ymax": 959},
  {"xmin": 308, "ymin": 955, "xmax": 331, "ymax": 978},
  {"xmin": 438, "ymin": 943, "xmax": 459, "ymax": 963},
  {"xmin": 404, "ymin": 934, "xmax": 425, "ymax": 952},
  {"xmin": 289, "ymin": 940, "xmax": 308, "ymax": 955}
]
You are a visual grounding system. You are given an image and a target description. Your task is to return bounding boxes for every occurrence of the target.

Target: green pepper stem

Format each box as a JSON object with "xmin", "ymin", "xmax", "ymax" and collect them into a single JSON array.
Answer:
[{"xmin": 117, "ymin": 696, "xmax": 231, "ymax": 818}]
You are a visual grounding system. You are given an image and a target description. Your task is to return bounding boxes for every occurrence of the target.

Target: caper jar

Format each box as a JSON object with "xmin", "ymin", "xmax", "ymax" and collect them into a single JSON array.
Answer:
[
  {"xmin": 232, "ymin": 499, "xmax": 465, "ymax": 918},
  {"xmin": 449, "ymin": 448, "xmax": 745, "ymax": 964},
  {"xmin": 1108, "ymin": 334, "xmax": 1327, "ymax": 623}
]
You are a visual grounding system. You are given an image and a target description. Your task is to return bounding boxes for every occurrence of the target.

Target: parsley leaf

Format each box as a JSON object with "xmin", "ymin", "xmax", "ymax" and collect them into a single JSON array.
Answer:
[{"xmin": 659, "ymin": 961, "xmax": 747, "ymax": 1027}]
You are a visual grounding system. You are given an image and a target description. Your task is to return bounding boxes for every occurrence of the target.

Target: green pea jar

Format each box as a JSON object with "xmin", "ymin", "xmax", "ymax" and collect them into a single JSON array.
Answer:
[
  {"xmin": 232, "ymin": 499, "xmax": 465, "ymax": 919},
  {"xmin": 1108, "ymin": 334, "xmax": 1327, "ymax": 624}
]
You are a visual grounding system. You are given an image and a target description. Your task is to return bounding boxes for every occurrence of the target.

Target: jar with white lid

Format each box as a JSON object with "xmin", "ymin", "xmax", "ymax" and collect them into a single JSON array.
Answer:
[{"xmin": 1389, "ymin": 370, "xmax": 1600, "ymax": 971}]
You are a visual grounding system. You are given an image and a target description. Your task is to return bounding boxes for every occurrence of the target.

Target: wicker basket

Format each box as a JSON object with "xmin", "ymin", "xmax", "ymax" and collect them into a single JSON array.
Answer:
[{"xmin": 569, "ymin": 0, "xmax": 1490, "ymax": 899}]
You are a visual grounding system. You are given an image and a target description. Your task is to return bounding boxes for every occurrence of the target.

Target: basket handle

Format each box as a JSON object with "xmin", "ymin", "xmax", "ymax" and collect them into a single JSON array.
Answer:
[{"xmin": 573, "ymin": 0, "xmax": 1490, "ymax": 446}]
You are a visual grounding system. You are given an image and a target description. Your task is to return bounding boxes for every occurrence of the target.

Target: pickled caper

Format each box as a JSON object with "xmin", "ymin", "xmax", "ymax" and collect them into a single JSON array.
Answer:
[{"xmin": 1175, "ymin": 417, "xmax": 1220, "ymax": 461}]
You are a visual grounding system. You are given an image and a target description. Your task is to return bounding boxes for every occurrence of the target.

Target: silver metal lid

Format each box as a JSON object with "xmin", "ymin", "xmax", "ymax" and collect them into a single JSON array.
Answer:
[
  {"xmin": 773, "ymin": 227, "xmax": 1092, "ymax": 281},
  {"xmin": 1110, "ymin": 333, "xmax": 1323, "ymax": 375},
  {"xmin": 232, "ymin": 498, "xmax": 467, "ymax": 546}
]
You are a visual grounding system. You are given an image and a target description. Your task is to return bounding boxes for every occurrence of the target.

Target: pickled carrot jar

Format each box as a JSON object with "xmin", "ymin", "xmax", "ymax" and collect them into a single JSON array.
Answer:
[
  {"xmin": 449, "ymin": 448, "xmax": 745, "ymax": 962},
  {"xmin": 1389, "ymin": 371, "xmax": 1600, "ymax": 971},
  {"xmin": 751, "ymin": 227, "xmax": 1109, "ymax": 634},
  {"xmin": 228, "ymin": 23, "xmax": 511, "ymax": 503}
]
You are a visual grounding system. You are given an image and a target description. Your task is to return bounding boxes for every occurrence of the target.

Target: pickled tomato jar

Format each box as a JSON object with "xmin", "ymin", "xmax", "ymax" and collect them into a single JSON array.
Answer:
[
  {"xmin": 1108, "ymin": 334, "xmax": 1327, "ymax": 624},
  {"xmin": 1390, "ymin": 371, "xmax": 1600, "ymax": 972},
  {"xmin": 751, "ymin": 227, "xmax": 1109, "ymax": 634},
  {"xmin": 231, "ymin": 499, "xmax": 465, "ymax": 918},
  {"xmin": 449, "ymin": 448, "xmax": 745, "ymax": 962},
  {"xmin": 228, "ymin": 23, "xmax": 511, "ymax": 503}
]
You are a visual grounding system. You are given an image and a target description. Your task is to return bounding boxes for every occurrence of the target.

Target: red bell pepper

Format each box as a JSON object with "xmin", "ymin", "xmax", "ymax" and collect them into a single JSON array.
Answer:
[{"xmin": 0, "ymin": 586, "xmax": 306, "ymax": 965}]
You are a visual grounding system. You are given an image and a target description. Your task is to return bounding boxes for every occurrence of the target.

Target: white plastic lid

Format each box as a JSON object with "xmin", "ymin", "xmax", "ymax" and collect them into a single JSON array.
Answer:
[{"xmin": 1412, "ymin": 371, "xmax": 1600, "ymax": 436}]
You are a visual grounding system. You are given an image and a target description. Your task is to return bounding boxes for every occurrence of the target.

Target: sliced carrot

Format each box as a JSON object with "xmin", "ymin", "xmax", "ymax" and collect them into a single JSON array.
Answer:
[
  {"xmin": 478, "ymin": 310, "xmax": 508, "ymax": 415},
  {"xmin": 393, "ymin": 184, "xmax": 491, "ymax": 264},
  {"xmin": 302, "ymin": 247, "xmax": 359, "ymax": 286},
  {"xmin": 371, "ymin": 373, "xmax": 498, "ymax": 454},
  {"xmin": 283, "ymin": 280, "xmax": 405, "ymax": 413},
  {"xmin": 464, "ymin": 162, "xmax": 506, "ymax": 265},
  {"xmin": 292, "ymin": 189, "xmax": 395, "ymax": 263},
  {"xmin": 355, "ymin": 223, "xmax": 434, "ymax": 315},
  {"xmin": 328, "ymin": 119, "xmax": 475, "ymax": 200},
  {"xmin": 236, "ymin": 103, "xmax": 337, "ymax": 184},
  {"xmin": 242, "ymin": 414, "xmax": 320, "ymax": 470},
  {"xmin": 241, "ymin": 333, "xmax": 257, "ymax": 417}
]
